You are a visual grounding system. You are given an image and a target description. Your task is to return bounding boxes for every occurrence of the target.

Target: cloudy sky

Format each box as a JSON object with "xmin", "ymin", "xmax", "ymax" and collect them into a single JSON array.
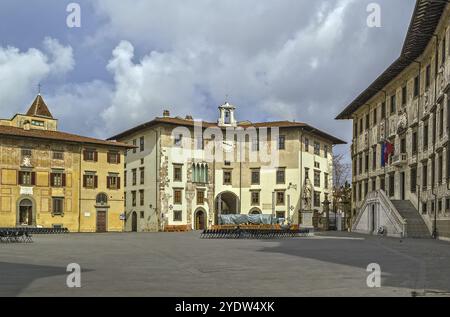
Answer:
[{"xmin": 0, "ymin": 0, "xmax": 416, "ymax": 158}]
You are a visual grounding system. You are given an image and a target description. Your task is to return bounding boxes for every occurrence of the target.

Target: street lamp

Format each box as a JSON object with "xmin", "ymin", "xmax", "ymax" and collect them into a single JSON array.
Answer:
[{"xmin": 322, "ymin": 197, "xmax": 331, "ymax": 231}]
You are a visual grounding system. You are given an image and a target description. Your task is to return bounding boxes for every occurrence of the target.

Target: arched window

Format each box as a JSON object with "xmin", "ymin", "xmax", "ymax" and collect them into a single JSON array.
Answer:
[
  {"xmin": 192, "ymin": 163, "xmax": 209, "ymax": 183},
  {"xmin": 224, "ymin": 110, "xmax": 231, "ymax": 124},
  {"xmin": 96, "ymin": 193, "xmax": 108, "ymax": 205}
]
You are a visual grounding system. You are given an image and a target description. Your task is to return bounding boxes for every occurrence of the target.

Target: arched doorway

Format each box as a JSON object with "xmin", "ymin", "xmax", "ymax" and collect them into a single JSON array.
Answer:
[
  {"xmin": 18, "ymin": 199, "xmax": 33, "ymax": 226},
  {"xmin": 215, "ymin": 191, "xmax": 239, "ymax": 224},
  {"xmin": 131, "ymin": 212, "xmax": 138, "ymax": 232},
  {"xmin": 195, "ymin": 209, "xmax": 206, "ymax": 230}
]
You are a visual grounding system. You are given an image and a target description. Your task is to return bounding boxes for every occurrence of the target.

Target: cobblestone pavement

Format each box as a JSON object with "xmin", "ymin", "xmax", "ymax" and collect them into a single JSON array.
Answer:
[{"xmin": 1, "ymin": 231, "xmax": 449, "ymax": 297}]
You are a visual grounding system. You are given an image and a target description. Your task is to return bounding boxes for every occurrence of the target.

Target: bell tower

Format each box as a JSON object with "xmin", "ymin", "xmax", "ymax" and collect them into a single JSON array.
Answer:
[{"xmin": 218, "ymin": 102, "xmax": 237, "ymax": 127}]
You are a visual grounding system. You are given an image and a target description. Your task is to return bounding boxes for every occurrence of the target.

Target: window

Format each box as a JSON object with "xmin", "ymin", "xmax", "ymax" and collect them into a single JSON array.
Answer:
[
  {"xmin": 278, "ymin": 135, "xmax": 286, "ymax": 150},
  {"xmin": 276, "ymin": 191, "xmax": 285, "ymax": 205},
  {"xmin": 314, "ymin": 170, "xmax": 321, "ymax": 187},
  {"xmin": 304, "ymin": 138, "xmax": 309, "ymax": 152},
  {"xmin": 173, "ymin": 210, "xmax": 182, "ymax": 222},
  {"xmin": 107, "ymin": 152, "xmax": 120, "ymax": 164},
  {"xmin": 140, "ymin": 211, "xmax": 145, "ymax": 219},
  {"xmin": 426, "ymin": 64, "xmax": 431, "ymax": 88},
  {"xmin": 433, "ymin": 112, "xmax": 437, "ymax": 144},
  {"xmin": 18, "ymin": 171, "xmax": 35, "ymax": 186},
  {"xmin": 358, "ymin": 183, "xmax": 362, "ymax": 201},
  {"xmin": 140, "ymin": 136, "xmax": 145, "ymax": 152},
  {"xmin": 380, "ymin": 177, "xmax": 385, "ymax": 191},
  {"xmin": 50, "ymin": 171, "xmax": 65, "ymax": 187},
  {"xmin": 364, "ymin": 181, "xmax": 368, "ymax": 198},
  {"xmin": 414, "ymin": 75, "xmax": 420, "ymax": 97},
  {"xmin": 412, "ymin": 131, "xmax": 418, "ymax": 154},
  {"xmin": 410, "ymin": 166, "xmax": 417, "ymax": 193},
  {"xmin": 251, "ymin": 169, "xmax": 260, "ymax": 185},
  {"xmin": 359, "ymin": 118, "xmax": 363, "ymax": 134},
  {"xmin": 52, "ymin": 197, "xmax": 64, "ymax": 215},
  {"xmin": 140, "ymin": 167, "xmax": 145, "ymax": 185},
  {"xmin": 276, "ymin": 211, "xmax": 285, "ymax": 219},
  {"xmin": 276, "ymin": 169, "xmax": 285, "ymax": 184},
  {"xmin": 131, "ymin": 191, "xmax": 136, "ymax": 207},
  {"xmin": 422, "ymin": 163, "xmax": 428, "ymax": 189},
  {"xmin": 313, "ymin": 191, "xmax": 321, "ymax": 207},
  {"xmin": 84, "ymin": 149, "xmax": 97, "ymax": 161},
  {"xmin": 96, "ymin": 193, "xmax": 108, "ymax": 205},
  {"xmin": 31, "ymin": 120, "xmax": 44, "ymax": 127},
  {"xmin": 423, "ymin": 123, "xmax": 429, "ymax": 149},
  {"xmin": 124, "ymin": 192, "xmax": 127, "ymax": 207},
  {"xmin": 197, "ymin": 190, "xmax": 205, "ymax": 205},
  {"xmin": 83, "ymin": 174, "xmax": 97, "ymax": 188},
  {"xmin": 173, "ymin": 165, "xmax": 182, "ymax": 182},
  {"xmin": 432, "ymin": 158, "xmax": 436, "ymax": 188},
  {"xmin": 373, "ymin": 108, "xmax": 377, "ymax": 125},
  {"xmin": 439, "ymin": 107, "xmax": 444, "ymax": 138},
  {"xmin": 174, "ymin": 134, "xmax": 183, "ymax": 147},
  {"xmin": 132, "ymin": 169, "xmax": 137, "ymax": 186},
  {"xmin": 132, "ymin": 139, "xmax": 137, "ymax": 153},
  {"xmin": 365, "ymin": 152, "xmax": 369, "ymax": 172},
  {"xmin": 390, "ymin": 94, "xmax": 396, "ymax": 114},
  {"xmin": 314, "ymin": 142, "xmax": 320, "ymax": 155},
  {"xmin": 372, "ymin": 178, "xmax": 376, "ymax": 191},
  {"xmin": 52, "ymin": 151, "xmax": 64, "ymax": 160},
  {"xmin": 354, "ymin": 123, "xmax": 358, "ymax": 137},
  {"xmin": 251, "ymin": 135, "xmax": 259, "ymax": 152},
  {"xmin": 365, "ymin": 114, "xmax": 370, "ymax": 130},
  {"xmin": 192, "ymin": 164, "xmax": 208, "ymax": 183},
  {"xmin": 139, "ymin": 190, "xmax": 144, "ymax": 206},
  {"xmin": 359, "ymin": 156, "xmax": 363, "ymax": 175},
  {"xmin": 438, "ymin": 154, "xmax": 443, "ymax": 185},
  {"xmin": 223, "ymin": 171, "xmax": 232, "ymax": 185},
  {"xmin": 251, "ymin": 191, "xmax": 260, "ymax": 205},
  {"xmin": 402, "ymin": 86, "xmax": 407, "ymax": 105},
  {"xmin": 442, "ymin": 37, "xmax": 447, "ymax": 65},
  {"xmin": 314, "ymin": 162, "xmax": 320, "ymax": 169},
  {"xmin": 324, "ymin": 145, "xmax": 328, "ymax": 158},
  {"xmin": 381, "ymin": 102, "xmax": 386, "ymax": 119},
  {"xmin": 389, "ymin": 174, "xmax": 395, "ymax": 197},
  {"xmin": 174, "ymin": 189, "xmax": 182, "ymax": 205},
  {"xmin": 124, "ymin": 171, "xmax": 127, "ymax": 187},
  {"xmin": 107, "ymin": 175, "xmax": 120, "ymax": 190},
  {"xmin": 372, "ymin": 147, "xmax": 377, "ymax": 170},
  {"xmin": 324, "ymin": 173, "xmax": 329, "ymax": 189},
  {"xmin": 305, "ymin": 168, "xmax": 310, "ymax": 180}
]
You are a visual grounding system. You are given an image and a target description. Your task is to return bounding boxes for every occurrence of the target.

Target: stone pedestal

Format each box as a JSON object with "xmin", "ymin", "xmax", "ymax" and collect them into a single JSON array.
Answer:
[{"xmin": 301, "ymin": 210, "xmax": 314, "ymax": 229}]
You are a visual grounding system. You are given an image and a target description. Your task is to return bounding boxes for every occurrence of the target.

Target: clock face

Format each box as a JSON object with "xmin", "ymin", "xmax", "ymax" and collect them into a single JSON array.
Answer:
[{"xmin": 222, "ymin": 141, "xmax": 234, "ymax": 153}]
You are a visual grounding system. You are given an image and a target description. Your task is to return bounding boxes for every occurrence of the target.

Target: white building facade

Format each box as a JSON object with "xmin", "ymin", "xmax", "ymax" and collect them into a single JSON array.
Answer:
[{"xmin": 110, "ymin": 103, "xmax": 345, "ymax": 232}]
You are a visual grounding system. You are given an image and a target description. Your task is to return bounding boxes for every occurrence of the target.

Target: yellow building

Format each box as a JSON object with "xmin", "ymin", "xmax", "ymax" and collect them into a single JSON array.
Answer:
[{"xmin": 0, "ymin": 94, "xmax": 132, "ymax": 232}]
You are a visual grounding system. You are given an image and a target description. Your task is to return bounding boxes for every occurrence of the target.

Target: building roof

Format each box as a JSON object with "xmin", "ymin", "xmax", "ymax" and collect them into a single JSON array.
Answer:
[
  {"xmin": 26, "ymin": 94, "xmax": 54, "ymax": 118},
  {"xmin": 108, "ymin": 116, "xmax": 347, "ymax": 145},
  {"xmin": 0, "ymin": 125, "xmax": 133, "ymax": 149},
  {"xmin": 335, "ymin": 0, "xmax": 448, "ymax": 120}
]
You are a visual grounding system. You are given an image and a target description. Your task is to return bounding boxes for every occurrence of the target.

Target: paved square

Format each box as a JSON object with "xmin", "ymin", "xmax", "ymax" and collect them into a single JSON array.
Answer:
[{"xmin": 1, "ymin": 232, "xmax": 450, "ymax": 297}]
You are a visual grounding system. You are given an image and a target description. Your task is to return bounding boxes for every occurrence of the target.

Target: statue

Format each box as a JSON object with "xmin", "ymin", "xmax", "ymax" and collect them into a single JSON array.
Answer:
[
  {"xmin": 303, "ymin": 178, "xmax": 313, "ymax": 210},
  {"xmin": 397, "ymin": 111, "xmax": 408, "ymax": 134}
]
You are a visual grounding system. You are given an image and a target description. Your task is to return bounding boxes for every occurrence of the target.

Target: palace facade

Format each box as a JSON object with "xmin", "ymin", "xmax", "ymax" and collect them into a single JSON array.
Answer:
[
  {"xmin": 336, "ymin": 0, "xmax": 450, "ymax": 239},
  {"xmin": 0, "ymin": 94, "xmax": 131, "ymax": 232},
  {"xmin": 109, "ymin": 103, "xmax": 345, "ymax": 232}
]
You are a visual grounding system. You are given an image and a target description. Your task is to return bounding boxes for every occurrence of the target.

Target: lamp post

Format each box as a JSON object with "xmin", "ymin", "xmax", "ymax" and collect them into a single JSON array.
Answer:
[{"xmin": 322, "ymin": 197, "xmax": 331, "ymax": 231}]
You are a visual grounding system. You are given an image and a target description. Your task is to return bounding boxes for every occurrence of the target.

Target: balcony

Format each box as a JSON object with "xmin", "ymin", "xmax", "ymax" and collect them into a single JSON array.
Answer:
[{"xmin": 391, "ymin": 153, "xmax": 407, "ymax": 166}]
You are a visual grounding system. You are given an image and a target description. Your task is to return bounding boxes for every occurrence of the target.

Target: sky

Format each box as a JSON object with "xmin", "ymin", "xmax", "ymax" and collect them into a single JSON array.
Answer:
[{"xmin": 0, "ymin": 0, "xmax": 416, "ymax": 159}]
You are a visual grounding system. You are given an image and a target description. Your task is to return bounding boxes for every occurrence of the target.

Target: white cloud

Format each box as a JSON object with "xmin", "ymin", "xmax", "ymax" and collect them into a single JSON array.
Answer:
[{"xmin": 0, "ymin": 38, "xmax": 74, "ymax": 116}]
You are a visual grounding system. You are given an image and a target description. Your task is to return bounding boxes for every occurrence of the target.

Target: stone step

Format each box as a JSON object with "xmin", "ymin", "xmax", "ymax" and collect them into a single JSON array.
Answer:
[{"xmin": 390, "ymin": 200, "xmax": 430, "ymax": 239}]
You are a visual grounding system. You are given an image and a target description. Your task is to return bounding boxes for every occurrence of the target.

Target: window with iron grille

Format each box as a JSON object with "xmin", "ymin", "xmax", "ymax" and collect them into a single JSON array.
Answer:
[
  {"xmin": 410, "ymin": 166, "xmax": 417, "ymax": 193},
  {"xmin": 173, "ymin": 210, "xmax": 182, "ymax": 222},
  {"xmin": 278, "ymin": 135, "xmax": 286, "ymax": 150},
  {"xmin": 276, "ymin": 191, "xmax": 285, "ymax": 205},
  {"xmin": 197, "ymin": 190, "xmax": 205, "ymax": 205},
  {"xmin": 174, "ymin": 189, "xmax": 182, "ymax": 205},
  {"xmin": 223, "ymin": 171, "xmax": 232, "ymax": 185},
  {"xmin": 52, "ymin": 197, "xmax": 64, "ymax": 215}
]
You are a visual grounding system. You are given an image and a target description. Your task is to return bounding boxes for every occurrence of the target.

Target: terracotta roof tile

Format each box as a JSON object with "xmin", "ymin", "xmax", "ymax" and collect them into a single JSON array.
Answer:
[
  {"xmin": 0, "ymin": 125, "xmax": 133, "ymax": 149},
  {"xmin": 26, "ymin": 95, "xmax": 53, "ymax": 118}
]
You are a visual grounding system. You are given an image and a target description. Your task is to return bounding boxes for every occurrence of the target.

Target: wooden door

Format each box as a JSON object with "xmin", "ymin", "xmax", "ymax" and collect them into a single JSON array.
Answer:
[
  {"xmin": 131, "ymin": 212, "xmax": 138, "ymax": 232},
  {"xmin": 97, "ymin": 210, "xmax": 107, "ymax": 232},
  {"xmin": 196, "ymin": 211, "xmax": 205, "ymax": 230}
]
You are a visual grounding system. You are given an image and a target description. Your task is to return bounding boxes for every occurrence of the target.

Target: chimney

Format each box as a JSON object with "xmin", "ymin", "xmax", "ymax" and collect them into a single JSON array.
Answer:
[
  {"xmin": 185, "ymin": 115, "xmax": 193, "ymax": 120},
  {"xmin": 163, "ymin": 110, "xmax": 170, "ymax": 117}
]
